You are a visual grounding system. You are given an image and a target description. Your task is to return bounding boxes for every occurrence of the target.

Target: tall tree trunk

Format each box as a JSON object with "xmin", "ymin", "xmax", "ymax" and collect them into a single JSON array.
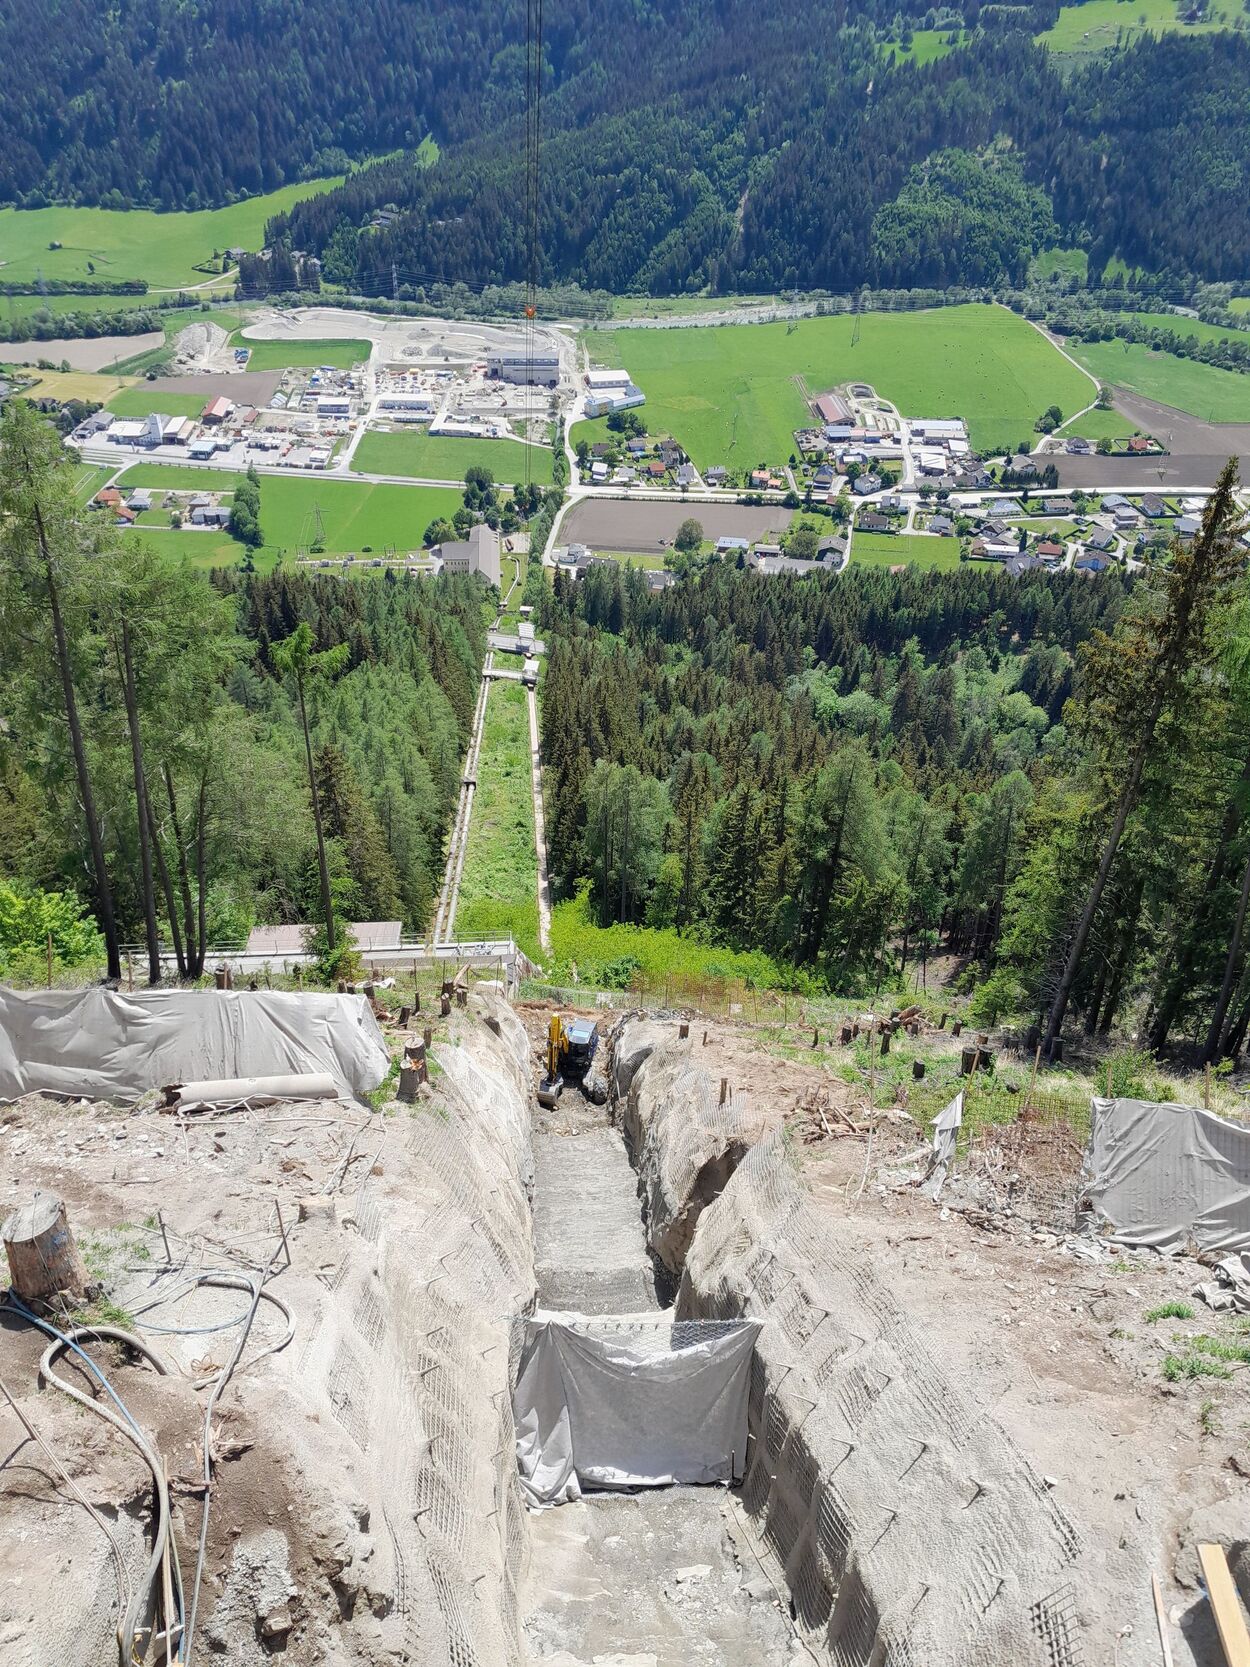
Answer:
[
  {"xmin": 1202, "ymin": 841, "xmax": 1250, "ymax": 1062},
  {"xmin": 1098, "ymin": 876, "xmax": 1144, "ymax": 1037},
  {"xmin": 299, "ymin": 680, "xmax": 335, "ymax": 952},
  {"xmin": 119, "ymin": 623, "xmax": 162, "ymax": 985},
  {"xmin": 1084, "ymin": 950, "xmax": 1111, "ymax": 1036},
  {"xmin": 1044, "ymin": 693, "xmax": 1162, "ymax": 1058},
  {"xmin": 1147, "ymin": 751, "xmax": 1248, "ymax": 1052},
  {"xmin": 195, "ymin": 772, "xmax": 208, "ymax": 976},
  {"xmin": 164, "ymin": 764, "xmax": 200, "ymax": 975},
  {"xmin": 145, "ymin": 789, "xmax": 186, "ymax": 978},
  {"xmin": 35, "ymin": 505, "xmax": 121, "ymax": 979}
]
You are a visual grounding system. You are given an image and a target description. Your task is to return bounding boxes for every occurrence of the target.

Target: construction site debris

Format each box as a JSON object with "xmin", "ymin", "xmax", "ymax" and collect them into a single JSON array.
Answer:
[
  {"xmin": 1193, "ymin": 1249, "xmax": 1250, "ymax": 1313},
  {"xmin": 168, "ymin": 1071, "xmax": 339, "ymax": 1111}
]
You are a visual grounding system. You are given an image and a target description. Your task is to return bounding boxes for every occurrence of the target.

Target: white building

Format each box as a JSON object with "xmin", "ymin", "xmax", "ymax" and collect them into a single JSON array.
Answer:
[{"xmin": 317, "ymin": 396, "xmax": 351, "ymax": 418}]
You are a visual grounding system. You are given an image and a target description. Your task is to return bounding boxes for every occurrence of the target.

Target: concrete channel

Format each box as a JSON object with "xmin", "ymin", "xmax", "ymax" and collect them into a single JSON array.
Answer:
[{"xmin": 521, "ymin": 1083, "xmax": 803, "ymax": 1667}]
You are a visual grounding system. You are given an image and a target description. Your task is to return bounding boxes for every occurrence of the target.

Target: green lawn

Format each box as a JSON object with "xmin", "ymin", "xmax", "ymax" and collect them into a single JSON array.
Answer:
[
  {"xmin": 1056, "ymin": 406, "xmax": 1141, "ymax": 441},
  {"xmin": 1230, "ymin": 298, "xmax": 1250, "ymax": 317},
  {"xmin": 852, "ymin": 531, "xmax": 963, "ymax": 570},
  {"xmin": 588, "ymin": 304, "xmax": 1094, "ymax": 464},
  {"xmin": 71, "ymin": 463, "xmax": 117, "ymax": 504},
  {"xmin": 233, "ymin": 334, "xmax": 369, "ymax": 371},
  {"xmin": 1037, "ymin": 0, "xmax": 1238, "ymax": 52},
  {"xmin": 1063, "ymin": 339, "xmax": 1250, "ymax": 422},
  {"xmin": 113, "ymin": 464, "xmax": 464, "ymax": 557},
  {"xmin": 115, "ymin": 524, "xmax": 283, "ymax": 571},
  {"xmin": 882, "ymin": 27, "xmax": 969, "ymax": 62},
  {"xmin": 105, "ymin": 387, "xmax": 207, "ymax": 420},
  {"xmin": 0, "ymin": 178, "xmax": 347, "ymax": 291},
  {"xmin": 353, "ymin": 428, "xmax": 554, "ymax": 485},
  {"xmin": 455, "ymin": 680, "xmax": 540, "ymax": 960},
  {"xmin": 546, "ymin": 889, "xmax": 786, "ymax": 990}
]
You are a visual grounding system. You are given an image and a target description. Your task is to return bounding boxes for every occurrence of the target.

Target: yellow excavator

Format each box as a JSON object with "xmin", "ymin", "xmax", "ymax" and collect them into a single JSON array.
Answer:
[{"xmin": 537, "ymin": 1013, "xmax": 600, "ymax": 1107}]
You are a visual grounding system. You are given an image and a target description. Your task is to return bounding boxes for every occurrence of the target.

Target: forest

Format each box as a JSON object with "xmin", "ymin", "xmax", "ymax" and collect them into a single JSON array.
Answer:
[
  {"xmin": 3, "ymin": 0, "xmax": 1249, "ymax": 292},
  {"xmin": 536, "ymin": 474, "xmax": 1250, "ymax": 1062},
  {"xmin": 270, "ymin": 30, "xmax": 1250, "ymax": 295},
  {"xmin": 0, "ymin": 402, "xmax": 485, "ymax": 983}
]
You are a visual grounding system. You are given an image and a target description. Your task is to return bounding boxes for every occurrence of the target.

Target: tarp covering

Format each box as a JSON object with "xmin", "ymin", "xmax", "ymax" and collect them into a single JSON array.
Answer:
[
  {"xmin": 1083, "ymin": 1096, "xmax": 1250, "ymax": 1253},
  {"xmin": 0, "ymin": 988, "xmax": 389, "ymax": 1102},
  {"xmin": 514, "ymin": 1312, "xmax": 759, "ymax": 1507}
]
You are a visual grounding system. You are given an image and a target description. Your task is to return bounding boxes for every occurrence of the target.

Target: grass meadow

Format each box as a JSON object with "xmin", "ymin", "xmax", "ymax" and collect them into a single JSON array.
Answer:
[
  {"xmin": 455, "ymin": 680, "xmax": 541, "ymax": 960},
  {"xmin": 353, "ymin": 429, "xmax": 555, "ymax": 484},
  {"xmin": 586, "ymin": 304, "xmax": 1094, "ymax": 464},
  {"xmin": 0, "ymin": 178, "xmax": 347, "ymax": 291},
  {"xmin": 1037, "ymin": 0, "xmax": 1238, "ymax": 53},
  {"xmin": 105, "ymin": 387, "xmax": 207, "ymax": 420},
  {"xmin": 1063, "ymin": 339, "xmax": 1250, "ymax": 422},
  {"xmin": 851, "ymin": 531, "xmax": 963, "ymax": 570},
  {"xmin": 1056, "ymin": 406, "xmax": 1141, "ymax": 442},
  {"xmin": 114, "ymin": 464, "xmax": 463, "ymax": 558}
]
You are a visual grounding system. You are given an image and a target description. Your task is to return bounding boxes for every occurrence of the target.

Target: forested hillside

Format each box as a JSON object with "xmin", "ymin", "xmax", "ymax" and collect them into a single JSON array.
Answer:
[
  {"xmin": 536, "ymin": 477, "xmax": 1250, "ymax": 1061},
  {"xmin": 0, "ymin": 404, "xmax": 484, "ymax": 983},
  {"xmin": 4, "ymin": 0, "xmax": 1249, "ymax": 291}
]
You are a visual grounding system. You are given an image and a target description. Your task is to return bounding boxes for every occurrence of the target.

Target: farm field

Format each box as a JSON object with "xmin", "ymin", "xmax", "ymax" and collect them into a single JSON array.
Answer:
[
  {"xmin": 8, "ymin": 366, "xmax": 132, "ymax": 403},
  {"xmin": 606, "ymin": 294, "xmax": 777, "ymax": 320},
  {"xmin": 1, "ymin": 291, "xmax": 171, "ymax": 322},
  {"xmin": 1063, "ymin": 339, "xmax": 1250, "ymax": 423},
  {"xmin": 1111, "ymin": 312, "xmax": 1250, "ymax": 349},
  {"xmin": 455, "ymin": 680, "xmax": 540, "ymax": 961},
  {"xmin": 1056, "ymin": 406, "xmax": 1140, "ymax": 442},
  {"xmin": 1231, "ymin": 298, "xmax": 1250, "ymax": 317},
  {"xmin": 1037, "ymin": 0, "xmax": 1237, "ymax": 53},
  {"xmin": 105, "ymin": 387, "xmax": 206, "ymax": 420},
  {"xmin": 113, "ymin": 464, "xmax": 463, "ymax": 556},
  {"xmin": 353, "ymin": 429, "xmax": 554, "ymax": 485},
  {"xmin": 233, "ymin": 335, "xmax": 369, "ymax": 371},
  {"xmin": 0, "ymin": 177, "xmax": 346, "ymax": 291},
  {"xmin": 585, "ymin": 305, "xmax": 1093, "ymax": 463},
  {"xmin": 115, "ymin": 524, "xmax": 282, "ymax": 571},
  {"xmin": 852, "ymin": 531, "xmax": 963, "ymax": 570}
]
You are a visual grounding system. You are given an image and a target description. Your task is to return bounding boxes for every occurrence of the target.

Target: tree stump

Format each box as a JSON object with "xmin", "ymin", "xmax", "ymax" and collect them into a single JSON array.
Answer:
[{"xmin": 2, "ymin": 1192, "xmax": 89, "ymax": 1303}]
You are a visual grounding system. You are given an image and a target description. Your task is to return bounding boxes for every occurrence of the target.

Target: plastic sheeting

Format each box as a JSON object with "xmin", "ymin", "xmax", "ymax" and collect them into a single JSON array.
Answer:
[
  {"xmin": 0, "ymin": 987, "xmax": 389, "ymax": 1102},
  {"xmin": 514, "ymin": 1312, "xmax": 759, "ymax": 1507},
  {"xmin": 1083, "ymin": 1096, "xmax": 1250, "ymax": 1252}
]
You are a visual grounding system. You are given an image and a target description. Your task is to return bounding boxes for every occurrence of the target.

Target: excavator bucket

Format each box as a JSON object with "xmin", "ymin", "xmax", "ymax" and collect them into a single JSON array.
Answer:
[{"xmin": 536, "ymin": 1074, "xmax": 564, "ymax": 1108}]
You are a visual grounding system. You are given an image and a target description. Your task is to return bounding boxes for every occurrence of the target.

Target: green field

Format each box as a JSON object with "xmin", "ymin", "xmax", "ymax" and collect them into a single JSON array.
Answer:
[
  {"xmin": 0, "ymin": 178, "xmax": 347, "ymax": 292},
  {"xmin": 116, "ymin": 524, "xmax": 285, "ymax": 571},
  {"xmin": 1056, "ymin": 406, "xmax": 1140, "ymax": 441},
  {"xmin": 455, "ymin": 680, "xmax": 540, "ymax": 960},
  {"xmin": 586, "ymin": 305, "xmax": 1094, "ymax": 463},
  {"xmin": 1030, "ymin": 248, "xmax": 1089, "ymax": 284},
  {"xmin": 353, "ymin": 429, "xmax": 555, "ymax": 485},
  {"xmin": 233, "ymin": 335, "xmax": 369, "ymax": 371},
  {"xmin": 114, "ymin": 464, "xmax": 464, "ymax": 556},
  {"xmin": 1119, "ymin": 311, "xmax": 1250, "ymax": 349},
  {"xmin": 1037, "ymin": 0, "xmax": 1238, "ymax": 52},
  {"xmin": 71, "ymin": 463, "xmax": 117, "ymax": 504},
  {"xmin": 546, "ymin": 888, "xmax": 786, "ymax": 990},
  {"xmin": 1231, "ymin": 298, "xmax": 1250, "ymax": 317},
  {"xmin": 1063, "ymin": 339, "xmax": 1250, "ymax": 422},
  {"xmin": 882, "ymin": 27, "xmax": 969, "ymax": 62},
  {"xmin": 105, "ymin": 387, "xmax": 206, "ymax": 420},
  {"xmin": 852, "ymin": 531, "xmax": 963, "ymax": 570}
]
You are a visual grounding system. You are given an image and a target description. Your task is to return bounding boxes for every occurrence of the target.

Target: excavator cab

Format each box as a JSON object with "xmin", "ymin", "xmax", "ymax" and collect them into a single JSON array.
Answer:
[{"xmin": 536, "ymin": 1013, "xmax": 599, "ymax": 1106}]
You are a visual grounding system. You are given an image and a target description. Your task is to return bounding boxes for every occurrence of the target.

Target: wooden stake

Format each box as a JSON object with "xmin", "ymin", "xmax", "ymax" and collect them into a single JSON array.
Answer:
[
  {"xmin": 1197, "ymin": 1543, "xmax": 1250, "ymax": 1667},
  {"xmin": 1106, "ymin": 1061, "xmax": 1113, "ymax": 1100},
  {"xmin": 1204, "ymin": 1063, "xmax": 1212, "ymax": 1110},
  {"xmin": 1024, "ymin": 1044, "xmax": 1041, "ymax": 1118},
  {"xmin": 46, "ymin": 930, "xmax": 53, "ymax": 989},
  {"xmin": 1152, "ymin": 1575, "xmax": 1176, "ymax": 1667}
]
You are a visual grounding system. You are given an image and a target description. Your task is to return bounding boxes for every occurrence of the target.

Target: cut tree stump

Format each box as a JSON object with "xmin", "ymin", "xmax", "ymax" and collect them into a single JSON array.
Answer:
[{"xmin": 2, "ymin": 1192, "xmax": 89, "ymax": 1303}]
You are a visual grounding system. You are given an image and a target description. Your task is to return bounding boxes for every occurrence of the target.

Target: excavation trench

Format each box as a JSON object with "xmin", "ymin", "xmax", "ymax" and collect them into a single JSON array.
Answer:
[{"xmin": 519, "ymin": 1079, "xmax": 801, "ymax": 1667}]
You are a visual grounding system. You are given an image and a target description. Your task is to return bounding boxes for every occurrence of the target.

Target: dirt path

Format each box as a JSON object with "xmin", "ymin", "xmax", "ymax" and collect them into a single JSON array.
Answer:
[{"xmin": 520, "ymin": 1061, "xmax": 802, "ymax": 1667}]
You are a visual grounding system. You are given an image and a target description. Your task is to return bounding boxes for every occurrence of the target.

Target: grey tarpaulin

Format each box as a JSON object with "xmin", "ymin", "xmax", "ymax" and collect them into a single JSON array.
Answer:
[
  {"xmin": 0, "ymin": 988, "xmax": 389, "ymax": 1102},
  {"xmin": 514, "ymin": 1312, "xmax": 759, "ymax": 1507},
  {"xmin": 1083, "ymin": 1096, "xmax": 1250, "ymax": 1253}
]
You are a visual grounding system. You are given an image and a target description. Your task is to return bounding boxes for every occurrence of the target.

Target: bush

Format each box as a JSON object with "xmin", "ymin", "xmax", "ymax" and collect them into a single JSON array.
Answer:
[{"xmin": 0, "ymin": 880, "xmax": 104, "ymax": 976}]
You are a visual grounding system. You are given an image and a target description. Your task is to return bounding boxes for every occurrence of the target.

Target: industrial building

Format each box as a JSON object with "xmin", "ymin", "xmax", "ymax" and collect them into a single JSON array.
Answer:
[
  {"xmin": 434, "ymin": 522, "xmax": 502, "ymax": 587},
  {"xmin": 487, "ymin": 350, "xmax": 560, "ymax": 386}
]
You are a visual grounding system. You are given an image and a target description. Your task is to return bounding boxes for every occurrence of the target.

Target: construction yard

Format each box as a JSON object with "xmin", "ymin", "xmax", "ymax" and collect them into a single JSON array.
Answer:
[{"xmin": 1, "ymin": 979, "xmax": 1248, "ymax": 1667}]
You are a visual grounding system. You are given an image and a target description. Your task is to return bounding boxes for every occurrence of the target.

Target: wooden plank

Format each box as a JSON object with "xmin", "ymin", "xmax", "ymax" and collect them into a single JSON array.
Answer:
[
  {"xmin": 1198, "ymin": 1544, "xmax": 1250, "ymax": 1667},
  {"xmin": 1152, "ymin": 1575, "xmax": 1175, "ymax": 1667}
]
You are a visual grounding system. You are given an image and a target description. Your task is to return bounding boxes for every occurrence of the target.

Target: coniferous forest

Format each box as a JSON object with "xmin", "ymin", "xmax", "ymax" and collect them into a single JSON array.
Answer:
[
  {"xmin": 2, "ymin": 0, "xmax": 1250, "ymax": 292},
  {"xmin": 536, "ymin": 475, "xmax": 1250, "ymax": 1062}
]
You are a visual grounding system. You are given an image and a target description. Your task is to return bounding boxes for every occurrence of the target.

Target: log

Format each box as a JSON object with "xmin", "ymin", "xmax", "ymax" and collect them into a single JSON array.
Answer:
[{"xmin": 3, "ymin": 1192, "xmax": 89, "ymax": 1303}]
